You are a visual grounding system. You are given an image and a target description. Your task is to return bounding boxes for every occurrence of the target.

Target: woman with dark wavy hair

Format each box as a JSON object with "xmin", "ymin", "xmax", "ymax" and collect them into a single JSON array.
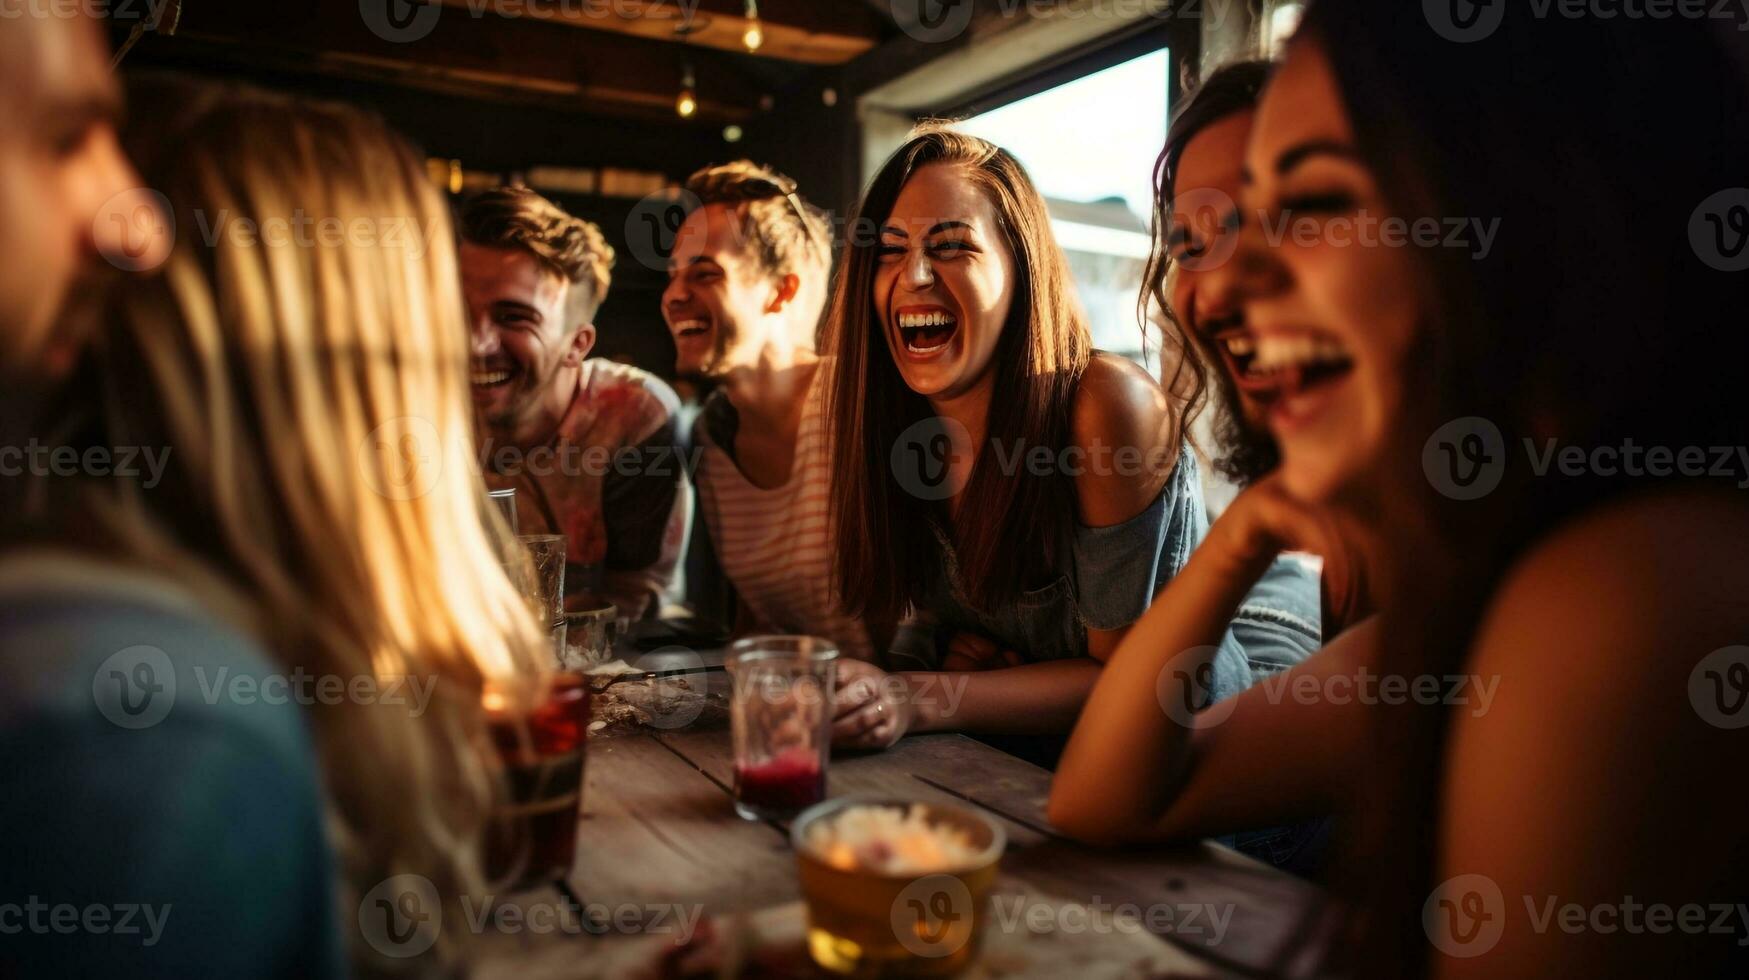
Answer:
[
  {"xmin": 1075, "ymin": 2, "xmax": 1749, "ymax": 974},
  {"xmin": 1053, "ymin": 60, "xmax": 1368, "ymax": 871}
]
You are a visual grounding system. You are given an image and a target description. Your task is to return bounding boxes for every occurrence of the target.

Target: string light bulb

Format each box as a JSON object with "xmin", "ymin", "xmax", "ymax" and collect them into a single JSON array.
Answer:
[
  {"xmin": 676, "ymin": 64, "xmax": 698, "ymax": 119},
  {"xmin": 742, "ymin": 0, "xmax": 764, "ymax": 52}
]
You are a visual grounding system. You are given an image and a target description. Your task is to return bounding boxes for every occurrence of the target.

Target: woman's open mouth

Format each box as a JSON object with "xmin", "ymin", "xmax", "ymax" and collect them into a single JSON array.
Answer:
[
  {"xmin": 1219, "ymin": 331, "xmax": 1354, "ymax": 399},
  {"xmin": 895, "ymin": 307, "xmax": 959, "ymax": 358}
]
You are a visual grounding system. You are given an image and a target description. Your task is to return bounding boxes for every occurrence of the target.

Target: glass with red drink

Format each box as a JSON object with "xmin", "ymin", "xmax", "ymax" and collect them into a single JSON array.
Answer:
[
  {"xmin": 727, "ymin": 636, "xmax": 838, "ymax": 821},
  {"xmin": 484, "ymin": 673, "xmax": 590, "ymax": 889}
]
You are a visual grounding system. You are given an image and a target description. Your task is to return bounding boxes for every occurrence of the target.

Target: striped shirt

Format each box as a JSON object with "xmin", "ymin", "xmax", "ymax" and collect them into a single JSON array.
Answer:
[{"xmin": 693, "ymin": 367, "xmax": 873, "ymax": 661}]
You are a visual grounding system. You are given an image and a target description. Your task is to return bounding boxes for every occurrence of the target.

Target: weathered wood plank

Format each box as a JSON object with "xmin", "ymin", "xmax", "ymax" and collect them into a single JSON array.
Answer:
[
  {"xmin": 653, "ymin": 729, "xmax": 1326, "ymax": 974},
  {"xmin": 566, "ymin": 735, "xmax": 801, "ymax": 914}
]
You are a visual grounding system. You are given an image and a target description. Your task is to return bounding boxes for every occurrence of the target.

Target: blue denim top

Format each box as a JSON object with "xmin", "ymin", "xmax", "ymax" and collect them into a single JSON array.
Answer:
[{"xmin": 889, "ymin": 446, "xmax": 1321, "ymax": 703}]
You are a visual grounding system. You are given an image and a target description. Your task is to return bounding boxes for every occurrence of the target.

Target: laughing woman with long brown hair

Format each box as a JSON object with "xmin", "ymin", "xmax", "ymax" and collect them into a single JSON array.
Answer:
[{"xmin": 821, "ymin": 125, "xmax": 1319, "ymax": 751}]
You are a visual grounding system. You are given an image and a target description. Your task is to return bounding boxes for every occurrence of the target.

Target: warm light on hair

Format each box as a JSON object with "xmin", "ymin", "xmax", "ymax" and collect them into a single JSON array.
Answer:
[
  {"xmin": 77, "ymin": 86, "xmax": 549, "ymax": 974},
  {"xmin": 459, "ymin": 186, "xmax": 616, "ymax": 327}
]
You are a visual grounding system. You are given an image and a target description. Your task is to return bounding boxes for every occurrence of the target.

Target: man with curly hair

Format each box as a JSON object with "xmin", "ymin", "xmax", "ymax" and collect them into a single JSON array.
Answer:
[{"xmin": 461, "ymin": 187, "xmax": 687, "ymax": 621}]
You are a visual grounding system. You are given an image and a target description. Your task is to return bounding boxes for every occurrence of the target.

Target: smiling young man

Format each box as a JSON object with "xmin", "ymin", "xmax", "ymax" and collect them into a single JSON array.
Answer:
[
  {"xmin": 662, "ymin": 161, "xmax": 875, "ymax": 659},
  {"xmin": 460, "ymin": 187, "xmax": 686, "ymax": 621}
]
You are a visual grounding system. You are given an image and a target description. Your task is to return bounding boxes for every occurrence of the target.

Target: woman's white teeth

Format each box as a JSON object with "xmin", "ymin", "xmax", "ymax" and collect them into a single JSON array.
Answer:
[
  {"xmin": 1223, "ymin": 336, "xmax": 1255, "ymax": 358},
  {"xmin": 1250, "ymin": 334, "xmax": 1351, "ymax": 372},
  {"xmin": 472, "ymin": 370, "xmax": 511, "ymax": 385},
  {"xmin": 898, "ymin": 311, "xmax": 957, "ymax": 329}
]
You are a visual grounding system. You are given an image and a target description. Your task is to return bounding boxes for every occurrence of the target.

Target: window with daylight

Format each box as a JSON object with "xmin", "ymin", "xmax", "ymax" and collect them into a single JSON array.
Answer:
[{"xmin": 958, "ymin": 48, "xmax": 1171, "ymax": 374}]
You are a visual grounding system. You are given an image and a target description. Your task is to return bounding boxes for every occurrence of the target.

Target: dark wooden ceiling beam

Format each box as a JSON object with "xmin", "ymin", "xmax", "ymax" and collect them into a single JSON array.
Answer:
[
  {"xmin": 431, "ymin": 0, "xmax": 885, "ymax": 64},
  {"xmin": 149, "ymin": 0, "xmax": 770, "ymax": 121}
]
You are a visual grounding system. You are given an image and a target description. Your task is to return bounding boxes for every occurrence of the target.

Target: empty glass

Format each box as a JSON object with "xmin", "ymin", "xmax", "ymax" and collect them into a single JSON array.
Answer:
[
  {"xmin": 487, "ymin": 487, "xmax": 518, "ymax": 536},
  {"xmin": 727, "ymin": 636, "xmax": 838, "ymax": 821},
  {"xmin": 515, "ymin": 534, "xmax": 567, "ymax": 664}
]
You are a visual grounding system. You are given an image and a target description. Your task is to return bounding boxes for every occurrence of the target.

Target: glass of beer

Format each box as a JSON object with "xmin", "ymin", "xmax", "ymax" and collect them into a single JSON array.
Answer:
[
  {"xmin": 792, "ymin": 798, "xmax": 1005, "ymax": 977},
  {"xmin": 727, "ymin": 636, "xmax": 838, "ymax": 821}
]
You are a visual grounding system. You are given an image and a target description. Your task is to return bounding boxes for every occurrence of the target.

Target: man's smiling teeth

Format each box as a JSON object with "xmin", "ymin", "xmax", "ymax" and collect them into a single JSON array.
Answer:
[
  {"xmin": 1249, "ymin": 334, "xmax": 1351, "ymax": 372},
  {"xmin": 472, "ymin": 370, "xmax": 511, "ymax": 385},
  {"xmin": 673, "ymin": 319, "xmax": 709, "ymax": 336}
]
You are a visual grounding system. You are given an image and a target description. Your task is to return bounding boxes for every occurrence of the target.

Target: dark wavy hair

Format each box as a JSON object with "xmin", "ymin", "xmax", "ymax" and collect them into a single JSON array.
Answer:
[
  {"xmin": 1140, "ymin": 59, "xmax": 1277, "ymax": 484},
  {"xmin": 1291, "ymin": 3, "xmax": 1749, "ymax": 974}
]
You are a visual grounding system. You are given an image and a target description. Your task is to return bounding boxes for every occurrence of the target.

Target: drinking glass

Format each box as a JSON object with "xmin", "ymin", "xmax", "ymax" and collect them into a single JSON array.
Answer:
[
  {"xmin": 516, "ymin": 534, "xmax": 567, "ymax": 664},
  {"xmin": 793, "ymin": 798, "xmax": 1005, "ymax": 977},
  {"xmin": 487, "ymin": 487, "xmax": 518, "ymax": 536},
  {"xmin": 484, "ymin": 675, "xmax": 590, "ymax": 890},
  {"xmin": 727, "ymin": 636, "xmax": 838, "ymax": 821}
]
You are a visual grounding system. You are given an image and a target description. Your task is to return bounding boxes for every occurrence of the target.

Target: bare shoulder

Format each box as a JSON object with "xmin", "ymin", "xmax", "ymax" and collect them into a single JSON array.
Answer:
[
  {"xmin": 1069, "ymin": 353, "xmax": 1178, "ymax": 527},
  {"xmin": 1438, "ymin": 488, "xmax": 1749, "ymax": 972},
  {"xmin": 1459, "ymin": 486, "xmax": 1749, "ymax": 760},
  {"xmin": 1478, "ymin": 487, "xmax": 1749, "ymax": 658}
]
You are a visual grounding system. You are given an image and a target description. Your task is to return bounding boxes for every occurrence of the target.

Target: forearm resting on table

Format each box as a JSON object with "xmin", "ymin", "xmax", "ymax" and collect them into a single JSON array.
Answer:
[
  {"xmin": 898, "ymin": 657, "xmax": 1104, "ymax": 735},
  {"xmin": 1051, "ymin": 537, "xmax": 1372, "ymax": 844}
]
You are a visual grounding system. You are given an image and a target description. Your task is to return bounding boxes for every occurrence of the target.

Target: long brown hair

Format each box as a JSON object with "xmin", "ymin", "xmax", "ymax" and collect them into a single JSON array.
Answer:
[
  {"xmin": 821, "ymin": 125, "xmax": 1092, "ymax": 630},
  {"xmin": 1290, "ymin": 3, "xmax": 1749, "ymax": 973}
]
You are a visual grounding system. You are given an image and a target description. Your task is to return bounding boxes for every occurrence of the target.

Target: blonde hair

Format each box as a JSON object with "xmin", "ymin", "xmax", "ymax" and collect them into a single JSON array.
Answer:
[
  {"xmin": 78, "ymin": 86, "xmax": 548, "ymax": 975},
  {"xmin": 683, "ymin": 159, "xmax": 830, "ymax": 280},
  {"xmin": 459, "ymin": 186, "xmax": 615, "ymax": 326}
]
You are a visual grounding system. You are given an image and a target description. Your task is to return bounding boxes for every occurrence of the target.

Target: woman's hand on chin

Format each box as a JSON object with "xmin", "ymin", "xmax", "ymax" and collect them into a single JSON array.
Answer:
[
  {"xmin": 831, "ymin": 658, "xmax": 913, "ymax": 750},
  {"xmin": 1209, "ymin": 474, "xmax": 1344, "ymax": 574}
]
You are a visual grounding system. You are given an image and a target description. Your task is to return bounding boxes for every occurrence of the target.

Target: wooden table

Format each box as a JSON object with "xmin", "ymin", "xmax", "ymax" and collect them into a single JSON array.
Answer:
[{"xmin": 476, "ymin": 678, "xmax": 1333, "ymax": 979}]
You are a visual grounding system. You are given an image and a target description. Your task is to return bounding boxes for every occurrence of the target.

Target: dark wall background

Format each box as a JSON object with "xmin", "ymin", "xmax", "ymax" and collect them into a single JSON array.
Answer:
[{"xmin": 118, "ymin": 54, "xmax": 861, "ymax": 384}]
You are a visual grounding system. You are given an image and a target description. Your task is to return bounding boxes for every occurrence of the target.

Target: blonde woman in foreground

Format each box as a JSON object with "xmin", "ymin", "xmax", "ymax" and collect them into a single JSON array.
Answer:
[{"xmin": 13, "ymin": 80, "xmax": 549, "ymax": 977}]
